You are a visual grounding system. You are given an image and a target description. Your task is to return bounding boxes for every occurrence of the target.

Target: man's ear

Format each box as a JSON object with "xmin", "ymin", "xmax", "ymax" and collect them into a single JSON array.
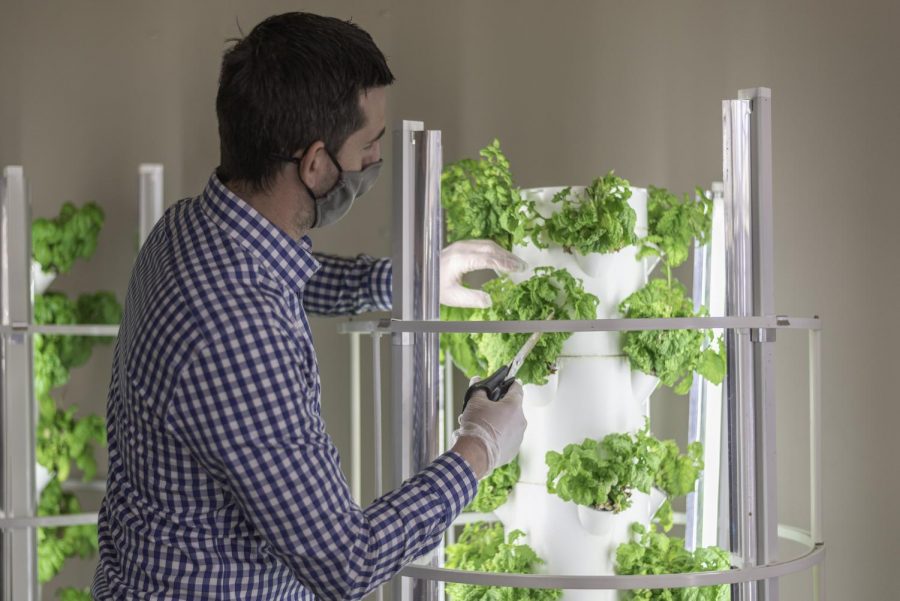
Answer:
[{"xmin": 297, "ymin": 140, "xmax": 329, "ymax": 190}]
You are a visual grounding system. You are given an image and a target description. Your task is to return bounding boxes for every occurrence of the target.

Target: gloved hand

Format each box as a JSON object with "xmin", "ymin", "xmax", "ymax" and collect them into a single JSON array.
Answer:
[
  {"xmin": 451, "ymin": 377, "xmax": 527, "ymax": 477},
  {"xmin": 440, "ymin": 240, "xmax": 527, "ymax": 308}
]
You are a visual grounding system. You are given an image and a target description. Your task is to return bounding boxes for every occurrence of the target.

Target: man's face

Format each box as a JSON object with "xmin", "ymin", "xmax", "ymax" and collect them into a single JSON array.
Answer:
[{"xmin": 335, "ymin": 86, "xmax": 386, "ymax": 171}]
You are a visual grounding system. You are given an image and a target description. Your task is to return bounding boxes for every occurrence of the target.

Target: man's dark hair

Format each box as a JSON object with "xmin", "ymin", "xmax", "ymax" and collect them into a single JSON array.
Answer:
[{"xmin": 216, "ymin": 12, "xmax": 394, "ymax": 192}]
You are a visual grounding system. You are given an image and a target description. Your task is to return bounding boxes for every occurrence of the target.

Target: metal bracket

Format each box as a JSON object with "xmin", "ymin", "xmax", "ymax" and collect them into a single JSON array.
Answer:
[{"xmin": 751, "ymin": 328, "xmax": 777, "ymax": 343}]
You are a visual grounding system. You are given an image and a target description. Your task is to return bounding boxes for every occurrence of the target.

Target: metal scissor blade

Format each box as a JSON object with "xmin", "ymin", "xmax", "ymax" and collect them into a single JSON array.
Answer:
[{"xmin": 506, "ymin": 330, "xmax": 543, "ymax": 380}]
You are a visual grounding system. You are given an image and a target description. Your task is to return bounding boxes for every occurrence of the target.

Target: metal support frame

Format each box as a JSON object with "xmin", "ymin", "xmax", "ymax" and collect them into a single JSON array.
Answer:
[
  {"xmin": 350, "ymin": 333, "xmax": 362, "ymax": 503},
  {"xmin": 372, "ymin": 332, "xmax": 385, "ymax": 601},
  {"xmin": 138, "ymin": 164, "xmax": 164, "ymax": 249},
  {"xmin": 340, "ymin": 314, "xmax": 823, "ymax": 596},
  {"xmin": 0, "ymin": 161, "xmax": 157, "ymax": 601},
  {"xmin": 743, "ymin": 88, "xmax": 779, "ymax": 601},
  {"xmin": 343, "ymin": 315, "xmax": 817, "ymax": 335},
  {"xmin": 443, "ymin": 353, "xmax": 456, "ymax": 548},
  {"xmin": 1, "ymin": 166, "xmax": 37, "ymax": 601},
  {"xmin": 336, "ymin": 88, "xmax": 820, "ymax": 599},
  {"xmin": 686, "ymin": 181, "xmax": 727, "ymax": 551},
  {"xmin": 402, "ymin": 542, "xmax": 824, "ymax": 590},
  {"xmin": 723, "ymin": 94, "xmax": 756, "ymax": 599},
  {"xmin": 391, "ymin": 120, "xmax": 443, "ymax": 601},
  {"xmin": 723, "ymin": 87, "xmax": 778, "ymax": 600},
  {"xmin": 809, "ymin": 330, "xmax": 825, "ymax": 601}
]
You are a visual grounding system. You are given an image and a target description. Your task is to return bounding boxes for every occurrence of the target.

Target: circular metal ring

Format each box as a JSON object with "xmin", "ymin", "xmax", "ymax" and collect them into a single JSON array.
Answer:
[
  {"xmin": 400, "ymin": 543, "xmax": 824, "ymax": 590},
  {"xmin": 339, "ymin": 315, "xmax": 821, "ymax": 335}
]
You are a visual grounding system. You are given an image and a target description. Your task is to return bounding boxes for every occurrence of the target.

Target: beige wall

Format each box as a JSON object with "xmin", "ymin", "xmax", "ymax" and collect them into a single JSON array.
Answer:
[{"xmin": 2, "ymin": 0, "xmax": 898, "ymax": 598}]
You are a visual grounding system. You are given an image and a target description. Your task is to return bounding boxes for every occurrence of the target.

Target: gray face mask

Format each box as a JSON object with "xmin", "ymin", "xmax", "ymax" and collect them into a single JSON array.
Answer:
[{"xmin": 299, "ymin": 148, "xmax": 382, "ymax": 229}]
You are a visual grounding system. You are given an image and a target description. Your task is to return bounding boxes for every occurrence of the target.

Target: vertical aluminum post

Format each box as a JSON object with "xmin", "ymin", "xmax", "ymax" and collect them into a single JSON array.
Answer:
[
  {"xmin": 372, "ymin": 334, "xmax": 385, "ymax": 500},
  {"xmin": 685, "ymin": 198, "xmax": 710, "ymax": 551},
  {"xmin": 350, "ymin": 332, "xmax": 361, "ymax": 504},
  {"xmin": 138, "ymin": 164, "xmax": 164, "ymax": 249},
  {"xmin": 741, "ymin": 87, "xmax": 778, "ymax": 601},
  {"xmin": 723, "ymin": 97, "xmax": 757, "ymax": 601},
  {"xmin": 686, "ymin": 182, "xmax": 727, "ymax": 551},
  {"xmin": 809, "ymin": 329, "xmax": 824, "ymax": 601},
  {"xmin": 372, "ymin": 332, "xmax": 385, "ymax": 601},
  {"xmin": 0, "ymin": 166, "xmax": 37, "ymax": 601},
  {"xmin": 443, "ymin": 354, "xmax": 456, "ymax": 547},
  {"xmin": 391, "ymin": 122, "xmax": 442, "ymax": 601},
  {"xmin": 392, "ymin": 120, "xmax": 421, "ymax": 491},
  {"xmin": 724, "ymin": 88, "xmax": 778, "ymax": 601},
  {"xmin": 422, "ymin": 131, "xmax": 443, "ymax": 601}
]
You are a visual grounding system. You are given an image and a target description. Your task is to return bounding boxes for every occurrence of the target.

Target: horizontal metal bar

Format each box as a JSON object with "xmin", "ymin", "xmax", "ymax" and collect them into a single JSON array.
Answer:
[
  {"xmin": 338, "ymin": 315, "xmax": 821, "ymax": 335},
  {"xmin": 0, "ymin": 324, "xmax": 119, "ymax": 337},
  {"xmin": 400, "ymin": 543, "xmax": 824, "ymax": 590},
  {"xmin": 60, "ymin": 479, "xmax": 107, "ymax": 493},
  {"xmin": 451, "ymin": 512, "xmax": 500, "ymax": 525},
  {"xmin": 0, "ymin": 512, "xmax": 98, "ymax": 529}
]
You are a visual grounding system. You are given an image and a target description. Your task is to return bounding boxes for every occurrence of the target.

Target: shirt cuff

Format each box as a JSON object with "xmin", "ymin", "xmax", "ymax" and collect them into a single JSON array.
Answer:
[
  {"xmin": 418, "ymin": 451, "xmax": 479, "ymax": 519},
  {"xmin": 368, "ymin": 257, "xmax": 392, "ymax": 312}
]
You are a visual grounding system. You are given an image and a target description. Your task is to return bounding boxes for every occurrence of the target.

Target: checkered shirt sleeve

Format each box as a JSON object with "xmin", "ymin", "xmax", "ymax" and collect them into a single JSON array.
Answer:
[
  {"xmin": 303, "ymin": 253, "xmax": 392, "ymax": 315},
  {"xmin": 166, "ymin": 319, "xmax": 476, "ymax": 600}
]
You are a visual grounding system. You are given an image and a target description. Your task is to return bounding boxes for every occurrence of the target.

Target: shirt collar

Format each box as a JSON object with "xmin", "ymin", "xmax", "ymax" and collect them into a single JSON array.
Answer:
[{"xmin": 201, "ymin": 171, "xmax": 321, "ymax": 291}]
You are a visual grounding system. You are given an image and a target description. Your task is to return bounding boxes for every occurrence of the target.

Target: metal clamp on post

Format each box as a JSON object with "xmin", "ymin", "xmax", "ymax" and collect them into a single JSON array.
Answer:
[{"xmin": 751, "ymin": 328, "xmax": 777, "ymax": 343}]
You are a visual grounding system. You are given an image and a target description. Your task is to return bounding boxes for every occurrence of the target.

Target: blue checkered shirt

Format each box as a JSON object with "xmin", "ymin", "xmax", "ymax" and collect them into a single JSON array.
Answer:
[{"xmin": 92, "ymin": 173, "xmax": 477, "ymax": 600}]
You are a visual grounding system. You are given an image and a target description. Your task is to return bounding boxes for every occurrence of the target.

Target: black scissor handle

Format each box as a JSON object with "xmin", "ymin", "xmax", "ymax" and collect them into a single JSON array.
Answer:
[{"xmin": 462, "ymin": 365, "xmax": 513, "ymax": 411}]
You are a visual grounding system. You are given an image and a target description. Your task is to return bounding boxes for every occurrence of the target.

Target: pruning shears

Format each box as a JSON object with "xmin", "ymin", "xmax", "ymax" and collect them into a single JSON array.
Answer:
[{"xmin": 462, "ymin": 329, "xmax": 545, "ymax": 411}]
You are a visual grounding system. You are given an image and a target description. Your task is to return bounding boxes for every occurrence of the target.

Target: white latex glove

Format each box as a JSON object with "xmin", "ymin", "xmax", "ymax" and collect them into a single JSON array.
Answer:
[
  {"xmin": 440, "ymin": 240, "xmax": 527, "ymax": 308},
  {"xmin": 451, "ymin": 377, "xmax": 527, "ymax": 476}
]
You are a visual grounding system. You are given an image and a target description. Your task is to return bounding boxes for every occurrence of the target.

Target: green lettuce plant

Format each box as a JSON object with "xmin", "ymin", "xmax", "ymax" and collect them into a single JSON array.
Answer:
[
  {"xmin": 34, "ymin": 343, "xmax": 70, "ymax": 399},
  {"xmin": 622, "ymin": 184, "xmax": 725, "ymax": 393},
  {"xmin": 545, "ymin": 422, "xmax": 703, "ymax": 527},
  {"xmin": 439, "ymin": 304, "xmax": 485, "ymax": 378},
  {"xmin": 34, "ymin": 292, "xmax": 121, "ymax": 380},
  {"xmin": 476, "ymin": 267, "xmax": 598, "ymax": 385},
  {"xmin": 637, "ymin": 186, "xmax": 713, "ymax": 269},
  {"xmin": 651, "ymin": 437, "xmax": 704, "ymax": 532},
  {"xmin": 532, "ymin": 172, "xmax": 638, "ymax": 255},
  {"xmin": 466, "ymin": 457, "xmax": 520, "ymax": 513},
  {"xmin": 37, "ymin": 395, "xmax": 106, "ymax": 484},
  {"xmin": 615, "ymin": 522, "xmax": 731, "ymax": 601},
  {"xmin": 34, "ymin": 290, "xmax": 119, "ymax": 483},
  {"xmin": 36, "ymin": 479, "xmax": 99, "ymax": 584},
  {"xmin": 445, "ymin": 522, "xmax": 562, "ymax": 601},
  {"xmin": 619, "ymin": 278, "xmax": 725, "ymax": 395},
  {"xmin": 441, "ymin": 267, "xmax": 598, "ymax": 386},
  {"xmin": 622, "ymin": 184, "xmax": 724, "ymax": 393},
  {"xmin": 56, "ymin": 588, "xmax": 93, "ymax": 601},
  {"xmin": 442, "ymin": 139, "xmax": 535, "ymax": 251},
  {"xmin": 32, "ymin": 202, "xmax": 105, "ymax": 275},
  {"xmin": 546, "ymin": 428, "xmax": 659, "ymax": 513},
  {"xmin": 32, "ymin": 288, "xmax": 119, "ymax": 588}
]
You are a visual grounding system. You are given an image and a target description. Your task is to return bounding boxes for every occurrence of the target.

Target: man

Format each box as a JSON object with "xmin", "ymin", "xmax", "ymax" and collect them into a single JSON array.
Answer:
[{"xmin": 92, "ymin": 12, "xmax": 527, "ymax": 600}]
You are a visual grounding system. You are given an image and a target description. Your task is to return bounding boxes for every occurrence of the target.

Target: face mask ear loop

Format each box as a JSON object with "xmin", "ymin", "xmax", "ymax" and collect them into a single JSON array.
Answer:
[
  {"xmin": 295, "ymin": 145, "xmax": 338, "ymax": 227},
  {"xmin": 323, "ymin": 148, "xmax": 344, "ymax": 175},
  {"xmin": 299, "ymin": 147, "xmax": 342, "ymax": 196},
  {"xmin": 289, "ymin": 151, "xmax": 319, "ymax": 227},
  {"xmin": 292, "ymin": 146, "xmax": 314, "ymax": 198}
]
